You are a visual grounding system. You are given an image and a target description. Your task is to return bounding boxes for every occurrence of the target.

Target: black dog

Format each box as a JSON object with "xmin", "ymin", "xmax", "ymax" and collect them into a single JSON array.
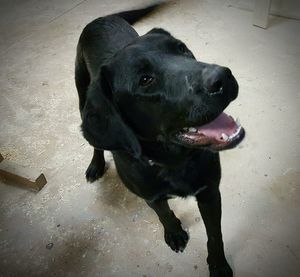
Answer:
[{"xmin": 75, "ymin": 4, "xmax": 245, "ymax": 277}]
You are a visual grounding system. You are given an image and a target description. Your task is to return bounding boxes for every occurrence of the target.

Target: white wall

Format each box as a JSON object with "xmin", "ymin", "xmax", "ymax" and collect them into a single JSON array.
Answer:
[{"xmin": 229, "ymin": 0, "xmax": 300, "ymax": 20}]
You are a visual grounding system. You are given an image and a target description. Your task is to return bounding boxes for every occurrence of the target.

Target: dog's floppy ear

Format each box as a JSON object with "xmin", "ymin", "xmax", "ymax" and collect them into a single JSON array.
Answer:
[
  {"xmin": 147, "ymin": 28, "xmax": 171, "ymax": 36},
  {"xmin": 81, "ymin": 68, "xmax": 141, "ymax": 158}
]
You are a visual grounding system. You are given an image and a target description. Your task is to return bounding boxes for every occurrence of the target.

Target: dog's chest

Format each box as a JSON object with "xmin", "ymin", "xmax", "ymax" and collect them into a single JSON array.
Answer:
[
  {"xmin": 159, "ymin": 168, "xmax": 208, "ymax": 197},
  {"xmin": 167, "ymin": 182, "xmax": 208, "ymax": 198}
]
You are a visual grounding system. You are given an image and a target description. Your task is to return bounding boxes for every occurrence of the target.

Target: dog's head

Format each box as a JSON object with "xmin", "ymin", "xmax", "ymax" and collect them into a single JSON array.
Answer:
[{"xmin": 81, "ymin": 28, "xmax": 245, "ymax": 158}]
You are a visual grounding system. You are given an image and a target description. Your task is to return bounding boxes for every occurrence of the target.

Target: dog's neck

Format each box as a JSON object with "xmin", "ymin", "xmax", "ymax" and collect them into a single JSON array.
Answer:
[{"xmin": 139, "ymin": 140, "xmax": 193, "ymax": 168}]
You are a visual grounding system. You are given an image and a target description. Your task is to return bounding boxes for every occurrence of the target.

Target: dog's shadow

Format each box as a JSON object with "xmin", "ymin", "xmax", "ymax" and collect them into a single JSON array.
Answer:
[{"xmin": 93, "ymin": 162, "xmax": 146, "ymax": 214}]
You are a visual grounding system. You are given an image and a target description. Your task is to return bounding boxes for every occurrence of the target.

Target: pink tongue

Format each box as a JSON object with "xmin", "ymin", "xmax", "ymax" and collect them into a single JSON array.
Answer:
[{"xmin": 197, "ymin": 112, "xmax": 237, "ymax": 137}]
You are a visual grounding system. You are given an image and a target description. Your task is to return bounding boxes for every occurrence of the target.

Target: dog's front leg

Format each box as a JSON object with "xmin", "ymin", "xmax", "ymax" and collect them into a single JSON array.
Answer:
[
  {"xmin": 196, "ymin": 190, "xmax": 233, "ymax": 277},
  {"xmin": 146, "ymin": 199, "xmax": 189, "ymax": 253}
]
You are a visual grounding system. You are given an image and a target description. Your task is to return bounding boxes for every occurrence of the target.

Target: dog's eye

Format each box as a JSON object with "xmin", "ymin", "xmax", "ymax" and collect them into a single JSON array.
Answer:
[
  {"xmin": 178, "ymin": 43, "xmax": 186, "ymax": 53},
  {"xmin": 139, "ymin": 75, "xmax": 154, "ymax": 87}
]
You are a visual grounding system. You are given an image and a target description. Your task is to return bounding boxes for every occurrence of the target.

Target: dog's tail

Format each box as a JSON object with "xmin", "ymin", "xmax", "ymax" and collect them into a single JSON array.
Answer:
[{"xmin": 115, "ymin": 2, "xmax": 163, "ymax": 25}]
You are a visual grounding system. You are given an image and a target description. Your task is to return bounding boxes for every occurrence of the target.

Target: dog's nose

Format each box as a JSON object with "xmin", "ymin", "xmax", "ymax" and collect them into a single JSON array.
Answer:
[{"xmin": 204, "ymin": 66, "xmax": 232, "ymax": 96}]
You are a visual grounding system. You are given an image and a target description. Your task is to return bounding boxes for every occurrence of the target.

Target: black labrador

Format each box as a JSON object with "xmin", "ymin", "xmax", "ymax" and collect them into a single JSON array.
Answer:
[{"xmin": 75, "ymin": 4, "xmax": 245, "ymax": 277}]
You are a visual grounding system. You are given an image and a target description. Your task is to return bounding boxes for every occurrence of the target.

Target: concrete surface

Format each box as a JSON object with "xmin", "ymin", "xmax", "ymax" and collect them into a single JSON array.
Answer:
[{"xmin": 0, "ymin": 0, "xmax": 299, "ymax": 276}]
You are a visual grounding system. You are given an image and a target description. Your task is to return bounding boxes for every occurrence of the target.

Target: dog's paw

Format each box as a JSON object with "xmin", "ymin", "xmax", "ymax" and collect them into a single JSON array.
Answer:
[
  {"xmin": 85, "ymin": 161, "xmax": 106, "ymax": 183},
  {"xmin": 164, "ymin": 228, "xmax": 189, "ymax": 253},
  {"xmin": 209, "ymin": 262, "xmax": 233, "ymax": 277}
]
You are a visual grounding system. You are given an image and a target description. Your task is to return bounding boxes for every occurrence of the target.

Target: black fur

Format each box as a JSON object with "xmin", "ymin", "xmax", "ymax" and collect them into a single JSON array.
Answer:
[{"xmin": 75, "ymin": 5, "xmax": 240, "ymax": 276}]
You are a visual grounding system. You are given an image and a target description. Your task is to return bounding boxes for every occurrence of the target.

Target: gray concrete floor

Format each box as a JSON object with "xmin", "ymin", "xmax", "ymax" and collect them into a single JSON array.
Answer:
[{"xmin": 0, "ymin": 0, "xmax": 299, "ymax": 276}]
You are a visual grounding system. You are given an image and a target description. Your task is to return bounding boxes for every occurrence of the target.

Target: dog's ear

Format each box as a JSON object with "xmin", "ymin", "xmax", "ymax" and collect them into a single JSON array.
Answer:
[
  {"xmin": 81, "ymin": 68, "xmax": 141, "ymax": 158},
  {"xmin": 147, "ymin": 28, "xmax": 171, "ymax": 36}
]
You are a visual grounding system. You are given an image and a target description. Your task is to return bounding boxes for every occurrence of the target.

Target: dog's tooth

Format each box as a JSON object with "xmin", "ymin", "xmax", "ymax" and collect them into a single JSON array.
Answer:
[
  {"xmin": 236, "ymin": 117, "xmax": 241, "ymax": 127},
  {"xmin": 182, "ymin": 127, "xmax": 188, "ymax": 132},
  {"xmin": 221, "ymin": 133, "xmax": 229, "ymax": 141},
  {"xmin": 236, "ymin": 125, "xmax": 241, "ymax": 134},
  {"xmin": 229, "ymin": 126, "xmax": 242, "ymax": 140},
  {"xmin": 189, "ymin": 127, "xmax": 197, "ymax": 133}
]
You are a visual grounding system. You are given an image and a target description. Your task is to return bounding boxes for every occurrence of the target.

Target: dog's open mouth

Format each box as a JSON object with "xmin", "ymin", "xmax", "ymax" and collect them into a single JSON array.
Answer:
[{"xmin": 174, "ymin": 112, "xmax": 245, "ymax": 151}]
